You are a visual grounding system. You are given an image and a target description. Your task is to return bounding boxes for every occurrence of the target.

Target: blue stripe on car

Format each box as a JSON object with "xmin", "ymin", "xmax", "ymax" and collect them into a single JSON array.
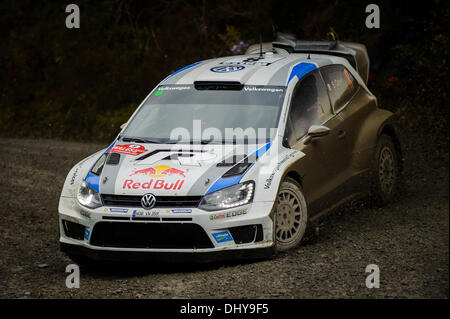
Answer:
[
  {"xmin": 206, "ymin": 175, "xmax": 242, "ymax": 194},
  {"xmin": 254, "ymin": 142, "xmax": 272, "ymax": 157},
  {"xmin": 287, "ymin": 62, "xmax": 317, "ymax": 85},
  {"xmin": 166, "ymin": 62, "xmax": 202, "ymax": 79},
  {"xmin": 85, "ymin": 172, "xmax": 100, "ymax": 193},
  {"xmin": 105, "ymin": 139, "xmax": 117, "ymax": 152},
  {"xmin": 84, "ymin": 139, "xmax": 117, "ymax": 193},
  {"xmin": 205, "ymin": 142, "xmax": 272, "ymax": 194}
]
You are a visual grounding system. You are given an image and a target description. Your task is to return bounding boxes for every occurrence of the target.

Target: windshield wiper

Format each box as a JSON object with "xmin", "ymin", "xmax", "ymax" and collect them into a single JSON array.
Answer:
[
  {"xmin": 186, "ymin": 139, "xmax": 223, "ymax": 144},
  {"xmin": 121, "ymin": 136, "xmax": 180, "ymax": 144},
  {"xmin": 121, "ymin": 137, "xmax": 161, "ymax": 143},
  {"xmin": 200, "ymin": 139, "xmax": 222, "ymax": 144}
]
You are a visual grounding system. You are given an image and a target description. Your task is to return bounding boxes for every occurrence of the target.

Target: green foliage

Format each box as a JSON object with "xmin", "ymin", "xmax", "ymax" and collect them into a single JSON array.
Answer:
[{"xmin": 217, "ymin": 26, "xmax": 242, "ymax": 54}]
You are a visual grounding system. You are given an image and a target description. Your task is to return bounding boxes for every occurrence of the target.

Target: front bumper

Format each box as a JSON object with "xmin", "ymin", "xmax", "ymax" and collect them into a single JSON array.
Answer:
[{"xmin": 58, "ymin": 196, "xmax": 275, "ymax": 262}]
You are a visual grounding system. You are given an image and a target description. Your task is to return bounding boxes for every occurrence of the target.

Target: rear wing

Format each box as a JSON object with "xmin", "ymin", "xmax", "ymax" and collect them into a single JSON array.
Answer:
[{"xmin": 272, "ymin": 33, "xmax": 370, "ymax": 85}]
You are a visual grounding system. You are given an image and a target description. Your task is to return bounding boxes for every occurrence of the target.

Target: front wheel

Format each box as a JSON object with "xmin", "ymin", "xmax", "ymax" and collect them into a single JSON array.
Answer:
[{"xmin": 273, "ymin": 178, "xmax": 308, "ymax": 251}]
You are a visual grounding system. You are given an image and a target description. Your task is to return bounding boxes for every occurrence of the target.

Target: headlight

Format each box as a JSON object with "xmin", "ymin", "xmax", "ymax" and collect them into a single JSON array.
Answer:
[
  {"xmin": 199, "ymin": 181, "xmax": 254, "ymax": 211},
  {"xmin": 77, "ymin": 181, "xmax": 102, "ymax": 209}
]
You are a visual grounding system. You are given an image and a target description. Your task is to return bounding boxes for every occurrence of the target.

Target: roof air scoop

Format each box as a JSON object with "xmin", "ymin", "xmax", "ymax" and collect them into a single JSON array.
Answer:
[{"xmin": 194, "ymin": 81, "xmax": 244, "ymax": 91}]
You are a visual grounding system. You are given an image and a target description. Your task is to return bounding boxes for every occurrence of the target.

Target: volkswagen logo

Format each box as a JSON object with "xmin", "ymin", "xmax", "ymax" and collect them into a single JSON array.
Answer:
[
  {"xmin": 141, "ymin": 193, "xmax": 156, "ymax": 210},
  {"xmin": 210, "ymin": 65, "xmax": 245, "ymax": 73}
]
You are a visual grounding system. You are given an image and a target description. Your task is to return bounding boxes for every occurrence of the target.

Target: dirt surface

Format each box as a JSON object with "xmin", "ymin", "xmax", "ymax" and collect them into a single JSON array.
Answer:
[{"xmin": 0, "ymin": 134, "xmax": 448, "ymax": 299}]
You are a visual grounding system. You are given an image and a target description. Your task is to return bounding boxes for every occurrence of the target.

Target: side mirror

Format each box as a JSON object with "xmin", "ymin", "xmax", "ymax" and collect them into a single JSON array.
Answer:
[
  {"xmin": 282, "ymin": 135, "xmax": 291, "ymax": 148},
  {"xmin": 303, "ymin": 125, "xmax": 330, "ymax": 145},
  {"xmin": 120, "ymin": 123, "xmax": 127, "ymax": 130},
  {"xmin": 307, "ymin": 125, "xmax": 330, "ymax": 138}
]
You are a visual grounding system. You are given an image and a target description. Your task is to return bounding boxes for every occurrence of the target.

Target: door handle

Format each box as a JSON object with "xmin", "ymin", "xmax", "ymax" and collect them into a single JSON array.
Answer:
[{"xmin": 338, "ymin": 130, "xmax": 346, "ymax": 139}]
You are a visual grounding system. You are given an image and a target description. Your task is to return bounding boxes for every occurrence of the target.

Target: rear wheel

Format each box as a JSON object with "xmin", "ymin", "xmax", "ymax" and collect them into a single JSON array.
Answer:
[
  {"xmin": 273, "ymin": 178, "xmax": 308, "ymax": 251},
  {"xmin": 371, "ymin": 135, "xmax": 400, "ymax": 206}
]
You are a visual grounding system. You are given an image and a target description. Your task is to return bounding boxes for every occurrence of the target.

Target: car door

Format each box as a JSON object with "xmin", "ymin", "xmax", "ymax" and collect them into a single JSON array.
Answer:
[
  {"xmin": 284, "ymin": 69, "xmax": 348, "ymax": 216},
  {"xmin": 320, "ymin": 64, "xmax": 364, "ymax": 200}
]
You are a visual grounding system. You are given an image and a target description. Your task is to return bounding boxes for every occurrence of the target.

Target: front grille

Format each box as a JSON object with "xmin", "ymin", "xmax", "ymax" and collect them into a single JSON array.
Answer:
[
  {"xmin": 101, "ymin": 194, "xmax": 202, "ymax": 208},
  {"xmin": 102, "ymin": 216, "xmax": 130, "ymax": 221},
  {"xmin": 90, "ymin": 222, "xmax": 214, "ymax": 249}
]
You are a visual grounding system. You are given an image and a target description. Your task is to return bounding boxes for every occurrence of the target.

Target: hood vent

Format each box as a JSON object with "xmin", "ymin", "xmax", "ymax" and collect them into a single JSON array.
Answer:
[
  {"xmin": 162, "ymin": 153, "xmax": 194, "ymax": 161},
  {"xmin": 216, "ymin": 154, "xmax": 247, "ymax": 167},
  {"xmin": 137, "ymin": 149, "xmax": 206, "ymax": 161},
  {"xmin": 106, "ymin": 152, "xmax": 121, "ymax": 165}
]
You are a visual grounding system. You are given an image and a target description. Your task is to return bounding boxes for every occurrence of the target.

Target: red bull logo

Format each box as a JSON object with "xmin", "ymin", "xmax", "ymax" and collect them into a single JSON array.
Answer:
[
  {"xmin": 125, "ymin": 165, "xmax": 187, "ymax": 191},
  {"xmin": 122, "ymin": 179, "xmax": 184, "ymax": 190},
  {"xmin": 130, "ymin": 165, "xmax": 186, "ymax": 178}
]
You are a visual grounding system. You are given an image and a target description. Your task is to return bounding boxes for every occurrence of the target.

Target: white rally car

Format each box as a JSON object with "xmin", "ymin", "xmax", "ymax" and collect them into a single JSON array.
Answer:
[{"xmin": 59, "ymin": 36, "xmax": 401, "ymax": 263}]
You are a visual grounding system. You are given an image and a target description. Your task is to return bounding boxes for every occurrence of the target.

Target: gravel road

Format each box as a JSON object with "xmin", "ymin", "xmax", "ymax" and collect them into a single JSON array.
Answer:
[{"xmin": 0, "ymin": 134, "xmax": 448, "ymax": 299}]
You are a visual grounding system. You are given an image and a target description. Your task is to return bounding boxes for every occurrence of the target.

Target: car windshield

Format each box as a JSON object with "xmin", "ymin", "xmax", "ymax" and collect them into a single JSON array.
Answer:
[{"xmin": 121, "ymin": 84, "xmax": 286, "ymax": 144}]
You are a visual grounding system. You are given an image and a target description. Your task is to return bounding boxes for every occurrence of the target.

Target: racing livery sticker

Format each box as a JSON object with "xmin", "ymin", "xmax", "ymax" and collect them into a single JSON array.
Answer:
[
  {"xmin": 107, "ymin": 144, "xmax": 148, "ymax": 156},
  {"xmin": 343, "ymin": 68, "xmax": 355, "ymax": 91},
  {"xmin": 104, "ymin": 208, "xmax": 128, "ymax": 213},
  {"xmin": 244, "ymin": 86, "xmax": 284, "ymax": 93},
  {"xmin": 210, "ymin": 65, "xmax": 245, "ymax": 73},
  {"xmin": 209, "ymin": 209, "xmax": 247, "ymax": 220},
  {"xmin": 158, "ymin": 86, "xmax": 191, "ymax": 91},
  {"xmin": 124, "ymin": 165, "xmax": 188, "ymax": 191},
  {"xmin": 212, "ymin": 231, "xmax": 233, "ymax": 243},
  {"xmin": 264, "ymin": 151, "xmax": 297, "ymax": 189},
  {"xmin": 122, "ymin": 179, "xmax": 184, "ymax": 190},
  {"xmin": 130, "ymin": 165, "xmax": 187, "ymax": 178},
  {"xmin": 167, "ymin": 209, "xmax": 192, "ymax": 214},
  {"xmin": 79, "ymin": 209, "xmax": 91, "ymax": 218},
  {"xmin": 220, "ymin": 56, "xmax": 285, "ymax": 66},
  {"xmin": 84, "ymin": 229, "xmax": 90, "ymax": 240},
  {"xmin": 69, "ymin": 167, "xmax": 79, "ymax": 185}
]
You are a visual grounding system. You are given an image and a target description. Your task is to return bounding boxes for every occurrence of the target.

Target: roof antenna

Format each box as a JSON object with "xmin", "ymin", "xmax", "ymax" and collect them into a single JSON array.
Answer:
[{"xmin": 259, "ymin": 34, "xmax": 263, "ymax": 58}]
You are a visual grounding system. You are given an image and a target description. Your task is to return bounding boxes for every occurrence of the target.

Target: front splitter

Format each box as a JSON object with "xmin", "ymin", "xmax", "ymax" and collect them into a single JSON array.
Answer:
[{"xmin": 60, "ymin": 242, "xmax": 276, "ymax": 263}]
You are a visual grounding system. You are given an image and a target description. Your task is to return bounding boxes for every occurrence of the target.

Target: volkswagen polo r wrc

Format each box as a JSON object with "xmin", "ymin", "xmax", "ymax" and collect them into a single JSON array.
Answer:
[{"xmin": 59, "ymin": 35, "xmax": 402, "ymax": 263}]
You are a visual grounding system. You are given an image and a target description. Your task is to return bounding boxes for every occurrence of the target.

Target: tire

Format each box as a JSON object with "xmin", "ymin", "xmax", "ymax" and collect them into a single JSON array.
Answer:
[
  {"xmin": 371, "ymin": 134, "xmax": 400, "ymax": 206},
  {"xmin": 273, "ymin": 177, "xmax": 308, "ymax": 251}
]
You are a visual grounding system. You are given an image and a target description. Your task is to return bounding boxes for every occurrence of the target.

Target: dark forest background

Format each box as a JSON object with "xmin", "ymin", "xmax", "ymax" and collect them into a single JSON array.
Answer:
[{"xmin": 0, "ymin": 0, "xmax": 448, "ymax": 159}]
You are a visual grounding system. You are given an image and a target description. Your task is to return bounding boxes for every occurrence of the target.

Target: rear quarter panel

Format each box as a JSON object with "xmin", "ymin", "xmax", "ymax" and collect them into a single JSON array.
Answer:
[{"xmin": 351, "ymin": 105, "xmax": 398, "ymax": 174}]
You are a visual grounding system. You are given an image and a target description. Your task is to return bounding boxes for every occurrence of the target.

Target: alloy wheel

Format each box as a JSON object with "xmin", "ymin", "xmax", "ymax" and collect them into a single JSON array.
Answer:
[{"xmin": 275, "ymin": 189, "xmax": 303, "ymax": 244}]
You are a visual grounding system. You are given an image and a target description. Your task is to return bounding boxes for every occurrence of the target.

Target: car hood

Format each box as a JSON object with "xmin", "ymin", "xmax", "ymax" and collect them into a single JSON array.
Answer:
[{"xmin": 98, "ymin": 142, "xmax": 270, "ymax": 197}]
